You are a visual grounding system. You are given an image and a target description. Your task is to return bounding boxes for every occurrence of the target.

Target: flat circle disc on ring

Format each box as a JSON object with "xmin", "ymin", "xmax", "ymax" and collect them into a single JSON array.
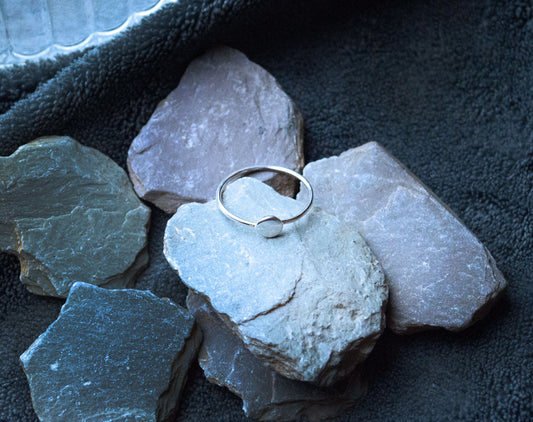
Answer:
[{"xmin": 255, "ymin": 216, "xmax": 284, "ymax": 238}]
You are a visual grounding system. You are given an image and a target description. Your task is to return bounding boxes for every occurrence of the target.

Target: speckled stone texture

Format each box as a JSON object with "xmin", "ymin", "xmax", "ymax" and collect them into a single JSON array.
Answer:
[
  {"xmin": 302, "ymin": 142, "xmax": 507, "ymax": 333},
  {"xmin": 20, "ymin": 282, "xmax": 201, "ymax": 422},
  {"xmin": 187, "ymin": 291, "xmax": 367, "ymax": 421},
  {"xmin": 0, "ymin": 137, "xmax": 150, "ymax": 298},
  {"xmin": 1, "ymin": 1, "xmax": 531, "ymax": 421},
  {"xmin": 164, "ymin": 177, "xmax": 387, "ymax": 386},
  {"xmin": 127, "ymin": 46, "xmax": 304, "ymax": 214}
]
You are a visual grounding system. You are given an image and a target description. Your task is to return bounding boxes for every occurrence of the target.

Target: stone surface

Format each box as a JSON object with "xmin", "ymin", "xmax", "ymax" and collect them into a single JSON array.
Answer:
[
  {"xmin": 127, "ymin": 46, "xmax": 304, "ymax": 214},
  {"xmin": 0, "ymin": 136, "xmax": 150, "ymax": 298},
  {"xmin": 20, "ymin": 282, "xmax": 201, "ymax": 422},
  {"xmin": 164, "ymin": 177, "xmax": 387, "ymax": 386},
  {"xmin": 301, "ymin": 142, "xmax": 507, "ymax": 334},
  {"xmin": 187, "ymin": 291, "xmax": 367, "ymax": 421}
]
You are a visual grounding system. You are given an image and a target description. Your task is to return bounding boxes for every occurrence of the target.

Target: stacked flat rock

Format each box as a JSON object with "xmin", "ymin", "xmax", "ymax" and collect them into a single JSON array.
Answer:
[
  {"xmin": 127, "ymin": 46, "xmax": 304, "ymax": 213},
  {"xmin": 164, "ymin": 177, "xmax": 387, "ymax": 386},
  {"xmin": 0, "ymin": 137, "xmax": 150, "ymax": 297},
  {"xmin": 20, "ymin": 282, "xmax": 201, "ymax": 422},
  {"xmin": 302, "ymin": 142, "xmax": 507, "ymax": 333},
  {"xmin": 187, "ymin": 291, "xmax": 367, "ymax": 421}
]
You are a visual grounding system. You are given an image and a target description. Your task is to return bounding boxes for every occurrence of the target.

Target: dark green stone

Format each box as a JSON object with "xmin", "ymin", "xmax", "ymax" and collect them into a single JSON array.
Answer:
[
  {"xmin": 21, "ymin": 282, "xmax": 201, "ymax": 422},
  {"xmin": 0, "ymin": 136, "xmax": 150, "ymax": 297}
]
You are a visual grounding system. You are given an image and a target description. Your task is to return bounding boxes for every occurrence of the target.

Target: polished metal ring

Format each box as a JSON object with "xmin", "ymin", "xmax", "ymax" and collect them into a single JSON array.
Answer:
[{"xmin": 216, "ymin": 166, "xmax": 314, "ymax": 238}]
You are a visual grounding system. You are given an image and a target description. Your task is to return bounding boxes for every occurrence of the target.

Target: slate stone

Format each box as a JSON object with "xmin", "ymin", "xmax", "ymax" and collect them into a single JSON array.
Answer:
[
  {"xmin": 187, "ymin": 291, "xmax": 367, "ymax": 421},
  {"xmin": 20, "ymin": 282, "xmax": 201, "ymax": 422},
  {"xmin": 0, "ymin": 136, "xmax": 150, "ymax": 298},
  {"xmin": 301, "ymin": 142, "xmax": 507, "ymax": 333},
  {"xmin": 127, "ymin": 46, "xmax": 304, "ymax": 214},
  {"xmin": 164, "ymin": 177, "xmax": 387, "ymax": 386}
]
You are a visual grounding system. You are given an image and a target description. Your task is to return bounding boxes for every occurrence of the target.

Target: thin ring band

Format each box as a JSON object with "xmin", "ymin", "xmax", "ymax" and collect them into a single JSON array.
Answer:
[{"xmin": 216, "ymin": 166, "xmax": 314, "ymax": 238}]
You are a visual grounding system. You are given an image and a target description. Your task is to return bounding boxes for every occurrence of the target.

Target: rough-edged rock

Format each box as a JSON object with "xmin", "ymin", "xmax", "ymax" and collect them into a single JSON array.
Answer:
[
  {"xmin": 20, "ymin": 282, "xmax": 201, "ymax": 422},
  {"xmin": 301, "ymin": 142, "xmax": 507, "ymax": 333},
  {"xmin": 164, "ymin": 177, "xmax": 387, "ymax": 386},
  {"xmin": 0, "ymin": 136, "xmax": 150, "ymax": 298},
  {"xmin": 187, "ymin": 291, "xmax": 367, "ymax": 421},
  {"xmin": 127, "ymin": 46, "xmax": 304, "ymax": 214}
]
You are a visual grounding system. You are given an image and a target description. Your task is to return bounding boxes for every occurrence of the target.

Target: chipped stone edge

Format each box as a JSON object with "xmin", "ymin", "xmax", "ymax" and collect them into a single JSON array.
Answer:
[{"xmin": 156, "ymin": 318, "xmax": 202, "ymax": 422}]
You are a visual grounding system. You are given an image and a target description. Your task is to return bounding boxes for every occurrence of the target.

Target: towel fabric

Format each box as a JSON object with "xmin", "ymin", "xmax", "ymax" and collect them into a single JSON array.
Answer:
[{"xmin": 1, "ymin": 0, "xmax": 531, "ymax": 421}]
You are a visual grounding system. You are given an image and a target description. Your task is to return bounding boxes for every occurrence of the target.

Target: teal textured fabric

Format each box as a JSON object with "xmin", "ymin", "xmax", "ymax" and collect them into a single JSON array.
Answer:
[{"xmin": 1, "ymin": 0, "xmax": 531, "ymax": 420}]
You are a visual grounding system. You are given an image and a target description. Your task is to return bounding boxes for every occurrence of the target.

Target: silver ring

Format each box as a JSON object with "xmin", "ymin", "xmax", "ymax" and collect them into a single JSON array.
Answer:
[{"xmin": 216, "ymin": 166, "xmax": 314, "ymax": 238}]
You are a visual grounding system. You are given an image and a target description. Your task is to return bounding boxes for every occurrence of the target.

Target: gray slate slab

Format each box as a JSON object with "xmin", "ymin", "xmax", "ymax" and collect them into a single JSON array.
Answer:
[
  {"xmin": 187, "ymin": 291, "xmax": 367, "ymax": 421},
  {"xmin": 0, "ymin": 136, "xmax": 150, "ymax": 297},
  {"xmin": 20, "ymin": 282, "xmax": 201, "ymax": 422},
  {"xmin": 302, "ymin": 142, "xmax": 507, "ymax": 333}
]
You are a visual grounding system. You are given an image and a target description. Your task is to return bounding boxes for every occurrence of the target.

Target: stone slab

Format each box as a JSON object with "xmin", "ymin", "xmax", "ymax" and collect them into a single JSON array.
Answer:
[
  {"xmin": 20, "ymin": 282, "xmax": 201, "ymax": 422},
  {"xmin": 187, "ymin": 291, "xmax": 367, "ymax": 421},
  {"xmin": 164, "ymin": 177, "xmax": 387, "ymax": 386},
  {"xmin": 0, "ymin": 136, "xmax": 151, "ymax": 297},
  {"xmin": 301, "ymin": 142, "xmax": 507, "ymax": 333},
  {"xmin": 127, "ymin": 46, "xmax": 304, "ymax": 213}
]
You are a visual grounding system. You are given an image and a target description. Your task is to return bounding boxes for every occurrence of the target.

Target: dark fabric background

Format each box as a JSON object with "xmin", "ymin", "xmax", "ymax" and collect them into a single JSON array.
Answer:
[{"xmin": 1, "ymin": 0, "xmax": 531, "ymax": 420}]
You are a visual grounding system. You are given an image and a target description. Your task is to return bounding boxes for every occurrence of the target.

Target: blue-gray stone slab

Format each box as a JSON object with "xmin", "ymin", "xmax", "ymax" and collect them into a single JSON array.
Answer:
[
  {"xmin": 187, "ymin": 291, "xmax": 367, "ymax": 421},
  {"xmin": 164, "ymin": 177, "xmax": 387, "ymax": 386},
  {"xmin": 20, "ymin": 282, "xmax": 201, "ymax": 422}
]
